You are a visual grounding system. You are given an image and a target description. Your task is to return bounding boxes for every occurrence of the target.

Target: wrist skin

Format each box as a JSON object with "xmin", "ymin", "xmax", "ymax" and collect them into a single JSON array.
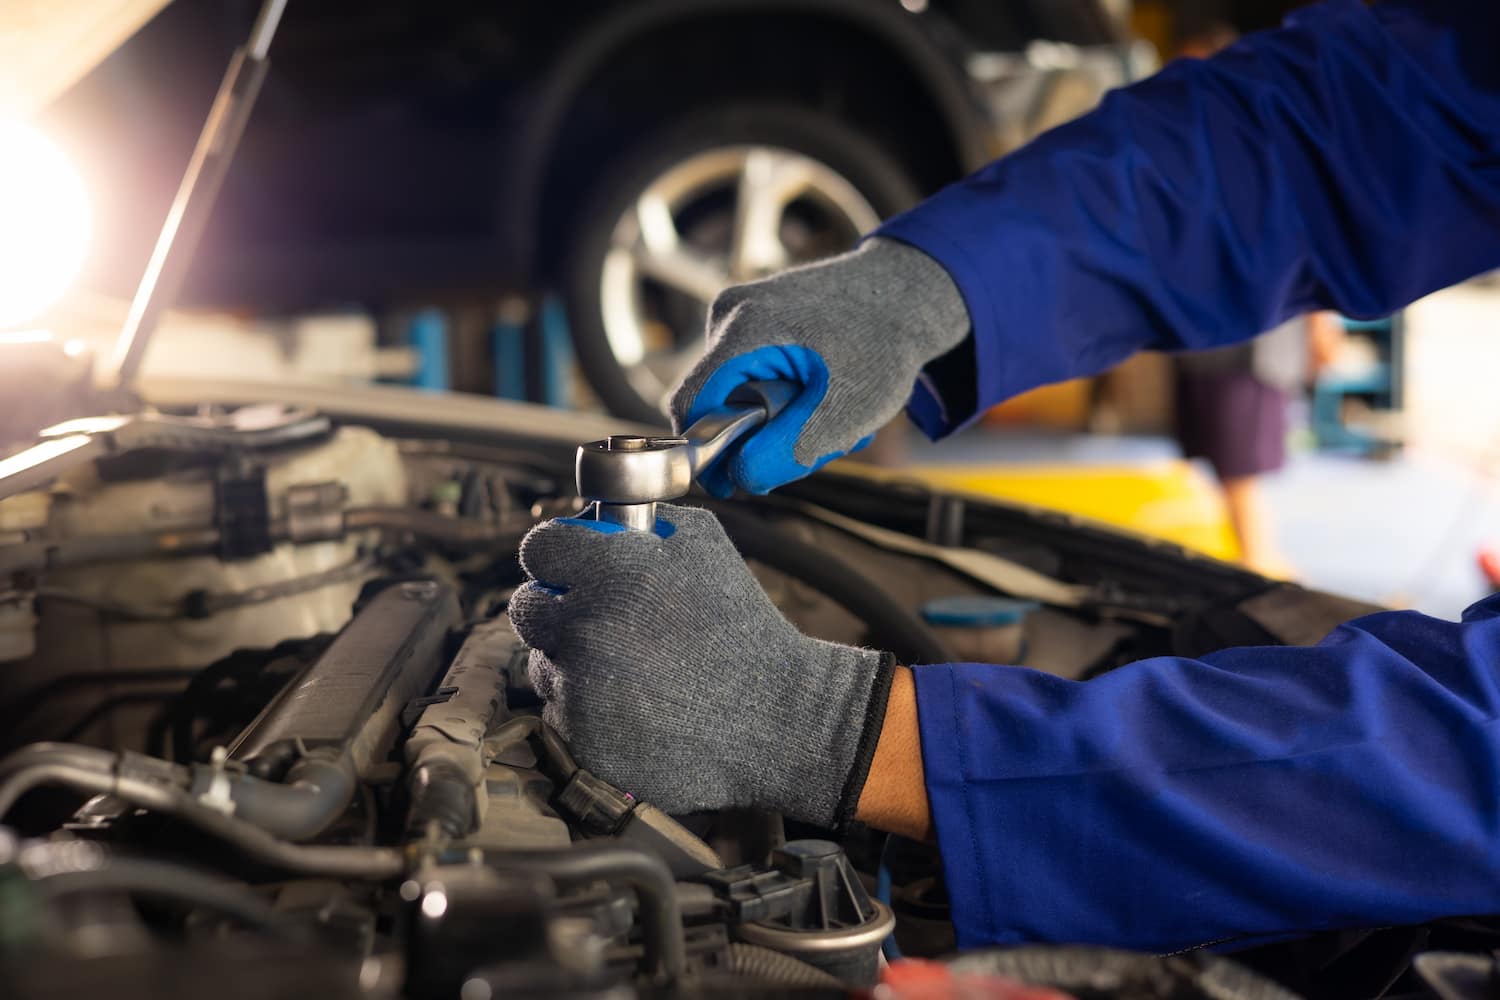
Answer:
[{"xmin": 854, "ymin": 667, "xmax": 933, "ymax": 841}]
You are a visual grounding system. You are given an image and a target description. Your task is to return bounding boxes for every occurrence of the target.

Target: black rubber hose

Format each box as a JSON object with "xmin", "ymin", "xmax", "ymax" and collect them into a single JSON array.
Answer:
[
  {"xmin": 0, "ymin": 760, "xmax": 118, "ymax": 817},
  {"xmin": 0, "ymin": 746, "xmax": 403, "ymax": 879},
  {"xmin": 723, "ymin": 943, "xmax": 846, "ymax": 990},
  {"xmin": 134, "ymin": 792, "xmax": 405, "ymax": 879},
  {"xmin": 0, "ymin": 742, "xmax": 120, "ymax": 782},
  {"xmin": 491, "ymin": 844, "xmax": 685, "ymax": 985},
  {"xmin": 5, "ymin": 742, "xmax": 358, "ymax": 844},
  {"xmin": 405, "ymin": 757, "xmax": 477, "ymax": 840},
  {"xmin": 208, "ymin": 753, "xmax": 357, "ymax": 841},
  {"xmin": 32, "ymin": 857, "xmax": 286, "ymax": 932},
  {"xmin": 707, "ymin": 503, "xmax": 954, "ymax": 665}
]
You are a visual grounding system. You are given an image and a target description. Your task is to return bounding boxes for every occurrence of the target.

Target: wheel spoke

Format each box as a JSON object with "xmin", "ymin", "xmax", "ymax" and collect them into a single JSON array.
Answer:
[
  {"xmin": 730, "ymin": 150, "xmax": 817, "ymax": 279},
  {"xmin": 634, "ymin": 190, "xmax": 681, "ymax": 255},
  {"xmin": 730, "ymin": 150, "xmax": 788, "ymax": 279},
  {"xmin": 600, "ymin": 247, "xmax": 648, "ymax": 366},
  {"xmin": 632, "ymin": 245, "xmax": 731, "ymax": 304},
  {"xmin": 624, "ymin": 189, "xmax": 731, "ymax": 303},
  {"xmin": 596, "ymin": 142, "xmax": 884, "ymax": 416}
]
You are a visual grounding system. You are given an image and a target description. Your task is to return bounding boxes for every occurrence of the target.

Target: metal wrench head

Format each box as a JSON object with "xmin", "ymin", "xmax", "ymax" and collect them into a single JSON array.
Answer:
[
  {"xmin": 574, "ymin": 380, "xmax": 797, "ymax": 530},
  {"xmin": 575, "ymin": 435, "xmax": 695, "ymax": 507}
]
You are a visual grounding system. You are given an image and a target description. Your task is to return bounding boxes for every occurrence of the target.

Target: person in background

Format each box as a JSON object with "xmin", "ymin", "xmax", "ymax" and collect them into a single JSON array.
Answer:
[
  {"xmin": 1173, "ymin": 316, "xmax": 1303, "ymax": 576},
  {"xmin": 1167, "ymin": 22, "xmax": 1334, "ymax": 576},
  {"xmin": 1174, "ymin": 309, "xmax": 1348, "ymax": 577}
]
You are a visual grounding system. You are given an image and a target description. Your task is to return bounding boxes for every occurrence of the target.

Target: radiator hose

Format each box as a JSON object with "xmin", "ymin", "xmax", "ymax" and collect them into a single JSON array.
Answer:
[{"xmin": 192, "ymin": 750, "xmax": 357, "ymax": 841}]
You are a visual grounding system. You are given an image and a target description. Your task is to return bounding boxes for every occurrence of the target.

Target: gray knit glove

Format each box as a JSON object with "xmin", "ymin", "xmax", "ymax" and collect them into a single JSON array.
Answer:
[
  {"xmin": 509, "ymin": 504, "xmax": 895, "ymax": 828},
  {"xmin": 669, "ymin": 237, "xmax": 970, "ymax": 497}
]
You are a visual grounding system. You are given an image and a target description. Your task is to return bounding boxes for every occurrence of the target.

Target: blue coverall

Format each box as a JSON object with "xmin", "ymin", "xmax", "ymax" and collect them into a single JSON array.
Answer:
[{"xmin": 873, "ymin": 0, "xmax": 1500, "ymax": 954}]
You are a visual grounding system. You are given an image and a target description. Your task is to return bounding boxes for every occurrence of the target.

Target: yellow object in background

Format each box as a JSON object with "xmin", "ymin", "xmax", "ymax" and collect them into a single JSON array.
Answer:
[
  {"xmin": 982, "ymin": 378, "xmax": 1096, "ymax": 431},
  {"xmin": 912, "ymin": 462, "xmax": 1243, "ymax": 563},
  {"xmin": 1129, "ymin": 0, "xmax": 1174, "ymax": 59}
]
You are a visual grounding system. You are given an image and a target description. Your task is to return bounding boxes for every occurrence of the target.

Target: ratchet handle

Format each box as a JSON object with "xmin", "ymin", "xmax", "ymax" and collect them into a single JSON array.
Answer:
[
  {"xmin": 682, "ymin": 379, "xmax": 799, "ymax": 478},
  {"xmin": 724, "ymin": 379, "xmax": 798, "ymax": 419}
]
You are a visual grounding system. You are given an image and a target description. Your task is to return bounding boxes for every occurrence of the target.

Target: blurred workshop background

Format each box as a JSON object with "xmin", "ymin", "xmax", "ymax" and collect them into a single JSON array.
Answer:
[{"xmin": 7, "ymin": 0, "xmax": 1500, "ymax": 620}]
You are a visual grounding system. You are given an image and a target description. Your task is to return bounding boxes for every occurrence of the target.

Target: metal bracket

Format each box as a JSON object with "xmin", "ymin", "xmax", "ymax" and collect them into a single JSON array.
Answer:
[{"xmin": 401, "ymin": 686, "xmax": 460, "ymax": 732}]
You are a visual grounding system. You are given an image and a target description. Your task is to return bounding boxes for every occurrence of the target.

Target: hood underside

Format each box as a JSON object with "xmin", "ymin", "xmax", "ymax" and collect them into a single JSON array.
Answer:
[{"xmin": 0, "ymin": 0, "xmax": 171, "ymax": 117}]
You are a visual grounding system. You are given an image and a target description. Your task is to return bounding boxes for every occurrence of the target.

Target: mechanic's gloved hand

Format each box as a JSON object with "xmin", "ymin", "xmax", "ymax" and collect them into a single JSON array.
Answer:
[
  {"xmin": 509, "ymin": 503, "xmax": 895, "ymax": 828},
  {"xmin": 669, "ymin": 237, "xmax": 970, "ymax": 497}
]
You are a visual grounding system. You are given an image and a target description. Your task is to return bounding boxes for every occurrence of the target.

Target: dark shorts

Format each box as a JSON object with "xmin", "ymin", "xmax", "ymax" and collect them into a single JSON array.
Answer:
[{"xmin": 1174, "ymin": 370, "xmax": 1288, "ymax": 481}]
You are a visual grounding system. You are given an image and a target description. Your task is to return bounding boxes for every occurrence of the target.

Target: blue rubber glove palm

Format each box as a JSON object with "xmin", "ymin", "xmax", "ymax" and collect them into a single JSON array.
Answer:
[{"xmin": 668, "ymin": 238, "xmax": 970, "ymax": 496}]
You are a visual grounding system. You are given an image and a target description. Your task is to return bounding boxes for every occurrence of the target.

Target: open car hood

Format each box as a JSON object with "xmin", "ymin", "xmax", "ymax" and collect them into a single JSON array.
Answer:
[{"xmin": 0, "ymin": 0, "xmax": 171, "ymax": 117}]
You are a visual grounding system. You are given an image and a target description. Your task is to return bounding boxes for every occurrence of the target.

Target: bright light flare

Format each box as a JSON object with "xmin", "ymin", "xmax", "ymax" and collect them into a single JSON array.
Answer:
[{"xmin": 0, "ymin": 122, "xmax": 90, "ymax": 328}]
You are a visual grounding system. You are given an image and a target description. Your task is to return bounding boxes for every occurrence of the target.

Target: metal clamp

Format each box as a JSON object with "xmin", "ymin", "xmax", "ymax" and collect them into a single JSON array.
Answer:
[
  {"xmin": 575, "ymin": 380, "xmax": 796, "ymax": 531},
  {"xmin": 197, "ymin": 746, "xmax": 238, "ymax": 816}
]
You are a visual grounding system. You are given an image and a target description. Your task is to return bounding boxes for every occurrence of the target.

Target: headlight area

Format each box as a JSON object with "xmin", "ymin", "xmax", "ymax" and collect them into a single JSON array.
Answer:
[{"xmin": 0, "ymin": 121, "xmax": 90, "ymax": 330}]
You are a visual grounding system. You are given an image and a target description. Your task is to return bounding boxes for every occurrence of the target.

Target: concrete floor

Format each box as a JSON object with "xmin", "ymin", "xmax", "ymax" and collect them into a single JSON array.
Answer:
[{"xmin": 1262, "ymin": 448, "xmax": 1500, "ymax": 620}]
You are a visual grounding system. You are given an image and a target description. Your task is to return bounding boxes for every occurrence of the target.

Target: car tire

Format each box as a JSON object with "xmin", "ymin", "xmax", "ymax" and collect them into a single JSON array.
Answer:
[{"xmin": 563, "ymin": 104, "xmax": 923, "ymax": 424}]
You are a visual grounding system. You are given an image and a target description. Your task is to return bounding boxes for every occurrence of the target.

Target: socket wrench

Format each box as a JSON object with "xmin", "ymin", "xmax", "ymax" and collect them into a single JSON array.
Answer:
[{"xmin": 575, "ymin": 380, "xmax": 797, "ymax": 530}]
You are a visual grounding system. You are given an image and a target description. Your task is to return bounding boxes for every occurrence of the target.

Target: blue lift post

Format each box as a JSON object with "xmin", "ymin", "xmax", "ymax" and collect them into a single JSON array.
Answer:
[
  {"xmin": 406, "ymin": 299, "xmax": 574, "ymax": 405},
  {"xmin": 538, "ymin": 296, "xmax": 575, "ymax": 409},
  {"xmin": 405, "ymin": 307, "xmax": 451, "ymax": 392},
  {"xmin": 491, "ymin": 298, "xmax": 529, "ymax": 401}
]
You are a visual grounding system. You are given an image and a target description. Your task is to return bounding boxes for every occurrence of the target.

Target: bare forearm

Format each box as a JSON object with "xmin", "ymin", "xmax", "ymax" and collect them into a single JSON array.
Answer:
[{"xmin": 855, "ymin": 666, "xmax": 932, "ymax": 840}]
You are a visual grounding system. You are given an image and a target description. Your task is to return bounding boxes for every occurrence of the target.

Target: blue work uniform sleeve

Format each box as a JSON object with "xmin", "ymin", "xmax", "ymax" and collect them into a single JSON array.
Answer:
[
  {"xmin": 913, "ymin": 593, "xmax": 1500, "ymax": 953},
  {"xmin": 879, "ymin": 0, "xmax": 1500, "ymax": 437}
]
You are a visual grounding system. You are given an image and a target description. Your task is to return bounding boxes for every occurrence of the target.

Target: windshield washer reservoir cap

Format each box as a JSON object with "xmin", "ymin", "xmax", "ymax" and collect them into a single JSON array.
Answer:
[{"xmin": 922, "ymin": 596, "xmax": 1040, "ymax": 628}]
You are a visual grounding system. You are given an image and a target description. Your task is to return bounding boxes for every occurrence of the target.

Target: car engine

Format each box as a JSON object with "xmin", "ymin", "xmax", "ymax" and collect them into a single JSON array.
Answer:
[{"xmin": 0, "ymin": 399, "xmax": 1385, "ymax": 998}]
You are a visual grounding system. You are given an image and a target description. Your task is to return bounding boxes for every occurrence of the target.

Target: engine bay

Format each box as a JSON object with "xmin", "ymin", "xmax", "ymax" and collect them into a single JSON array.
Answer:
[{"xmin": 0, "ymin": 399, "xmax": 1393, "ymax": 998}]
